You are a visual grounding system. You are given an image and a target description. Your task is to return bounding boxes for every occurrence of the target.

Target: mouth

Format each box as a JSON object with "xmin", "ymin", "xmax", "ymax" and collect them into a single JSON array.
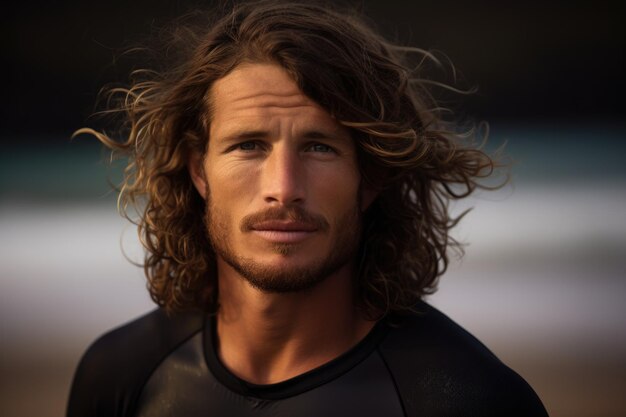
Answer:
[{"xmin": 251, "ymin": 221, "xmax": 318, "ymax": 243}]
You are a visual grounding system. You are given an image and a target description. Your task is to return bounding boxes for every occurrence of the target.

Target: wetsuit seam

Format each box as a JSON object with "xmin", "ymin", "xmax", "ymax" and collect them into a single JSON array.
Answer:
[
  {"xmin": 128, "ymin": 328, "xmax": 203, "ymax": 417},
  {"xmin": 376, "ymin": 346, "xmax": 408, "ymax": 417}
]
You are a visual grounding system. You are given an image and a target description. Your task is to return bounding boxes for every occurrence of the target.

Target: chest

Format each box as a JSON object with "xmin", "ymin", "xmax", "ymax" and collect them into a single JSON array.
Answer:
[{"xmin": 134, "ymin": 333, "xmax": 405, "ymax": 417}]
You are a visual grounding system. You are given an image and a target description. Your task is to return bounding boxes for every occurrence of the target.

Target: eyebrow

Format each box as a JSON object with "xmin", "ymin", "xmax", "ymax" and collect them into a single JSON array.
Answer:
[
  {"xmin": 222, "ymin": 130, "xmax": 269, "ymax": 141},
  {"xmin": 302, "ymin": 131, "xmax": 346, "ymax": 140},
  {"xmin": 220, "ymin": 129, "xmax": 350, "ymax": 142}
]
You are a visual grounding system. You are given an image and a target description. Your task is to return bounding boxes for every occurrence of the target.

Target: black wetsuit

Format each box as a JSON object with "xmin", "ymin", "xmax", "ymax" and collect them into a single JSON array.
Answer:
[{"xmin": 67, "ymin": 301, "xmax": 548, "ymax": 417}]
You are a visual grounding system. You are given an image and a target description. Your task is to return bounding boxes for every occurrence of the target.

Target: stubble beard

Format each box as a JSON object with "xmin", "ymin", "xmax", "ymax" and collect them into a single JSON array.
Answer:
[{"xmin": 204, "ymin": 194, "xmax": 362, "ymax": 293}]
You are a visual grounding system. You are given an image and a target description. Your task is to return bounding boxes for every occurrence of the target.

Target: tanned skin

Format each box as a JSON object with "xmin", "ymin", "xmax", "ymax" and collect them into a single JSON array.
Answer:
[{"xmin": 189, "ymin": 63, "xmax": 377, "ymax": 384}]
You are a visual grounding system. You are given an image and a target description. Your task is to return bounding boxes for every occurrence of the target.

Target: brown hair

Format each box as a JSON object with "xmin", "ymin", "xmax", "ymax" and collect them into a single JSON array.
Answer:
[{"xmin": 76, "ymin": 0, "xmax": 500, "ymax": 316}]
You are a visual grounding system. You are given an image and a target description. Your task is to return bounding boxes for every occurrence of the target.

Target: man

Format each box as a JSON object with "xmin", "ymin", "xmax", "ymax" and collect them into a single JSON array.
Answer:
[{"xmin": 67, "ymin": 1, "xmax": 548, "ymax": 416}]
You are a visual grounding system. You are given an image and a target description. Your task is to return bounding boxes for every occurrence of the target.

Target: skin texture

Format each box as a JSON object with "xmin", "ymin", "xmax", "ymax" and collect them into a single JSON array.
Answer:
[{"xmin": 189, "ymin": 63, "xmax": 376, "ymax": 384}]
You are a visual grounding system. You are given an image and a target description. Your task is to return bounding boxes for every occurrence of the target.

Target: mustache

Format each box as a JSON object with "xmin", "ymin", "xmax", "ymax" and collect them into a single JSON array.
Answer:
[{"xmin": 240, "ymin": 206, "xmax": 330, "ymax": 232}]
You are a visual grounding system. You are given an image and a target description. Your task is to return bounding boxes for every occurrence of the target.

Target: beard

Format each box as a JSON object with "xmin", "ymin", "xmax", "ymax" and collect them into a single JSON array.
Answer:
[{"xmin": 204, "ymin": 193, "xmax": 362, "ymax": 293}]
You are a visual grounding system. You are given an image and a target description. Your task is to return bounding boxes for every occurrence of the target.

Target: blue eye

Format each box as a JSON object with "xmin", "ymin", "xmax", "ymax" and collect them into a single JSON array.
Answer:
[
  {"xmin": 238, "ymin": 142, "xmax": 257, "ymax": 151},
  {"xmin": 309, "ymin": 143, "xmax": 333, "ymax": 153}
]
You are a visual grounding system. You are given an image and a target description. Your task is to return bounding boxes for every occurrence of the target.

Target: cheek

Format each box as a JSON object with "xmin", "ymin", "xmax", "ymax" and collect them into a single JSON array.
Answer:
[
  {"xmin": 311, "ymin": 164, "xmax": 361, "ymax": 210},
  {"xmin": 205, "ymin": 163, "xmax": 259, "ymax": 217}
]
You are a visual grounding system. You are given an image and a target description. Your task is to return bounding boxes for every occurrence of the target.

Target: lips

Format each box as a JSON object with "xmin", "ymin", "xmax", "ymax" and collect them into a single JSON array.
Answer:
[
  {"xmin": 251, "ymin": 221, "xmax": 318, "ymax": 243},
  {"xmin": 251, "ymin": 221, "xmax": 318, "ymax": 232}
]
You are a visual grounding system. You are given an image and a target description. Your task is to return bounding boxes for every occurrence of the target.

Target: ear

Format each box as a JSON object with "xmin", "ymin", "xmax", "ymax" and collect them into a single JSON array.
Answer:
[{"xmin": 188, "ymin": 151, "xmax": 208, "ymax": 199}]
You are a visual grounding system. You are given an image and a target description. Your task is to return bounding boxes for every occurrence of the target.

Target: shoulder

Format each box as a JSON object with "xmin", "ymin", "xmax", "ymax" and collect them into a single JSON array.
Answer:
[
  {"xmin": 378, "ymin": 301, "xmax": 548, "ymax": 417},
  {"xmin": 66, "ymin": 308, "xmax": 204, "ymax": 417}
]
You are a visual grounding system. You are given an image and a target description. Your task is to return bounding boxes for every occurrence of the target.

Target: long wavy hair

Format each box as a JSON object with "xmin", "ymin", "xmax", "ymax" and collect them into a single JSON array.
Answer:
[{"xmin": 76, "ymin": 0, "xmax": 500, "ymax": 316}]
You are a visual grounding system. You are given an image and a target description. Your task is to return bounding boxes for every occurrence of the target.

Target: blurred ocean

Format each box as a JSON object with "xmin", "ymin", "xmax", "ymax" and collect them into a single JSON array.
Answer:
[{"xmin": 1, "ymin": 123, "xmax": 625, "ymax": 417}]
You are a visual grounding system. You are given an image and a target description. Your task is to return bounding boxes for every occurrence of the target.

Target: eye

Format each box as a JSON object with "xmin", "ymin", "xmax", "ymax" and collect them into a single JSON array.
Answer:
[
  {"xmin": 238, "ymin": 141, "xmax": 258, "ymax": 151},
  {"xmin": 307, "ymin": 143, "xmax": 334, "ymax": 153},
  {"xmin": 224, "ymin": 141, "xmax": 263, "ymax": 153},
  {"xmin": 222, "ymin": 140, "xmax": 266, "ymax": 155}
]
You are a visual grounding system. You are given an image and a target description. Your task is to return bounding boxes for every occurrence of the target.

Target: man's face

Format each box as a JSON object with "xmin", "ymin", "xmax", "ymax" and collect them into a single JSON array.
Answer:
[{"xmin": 192, "ymin": 63, "xmax": 370, "ymax": 293}]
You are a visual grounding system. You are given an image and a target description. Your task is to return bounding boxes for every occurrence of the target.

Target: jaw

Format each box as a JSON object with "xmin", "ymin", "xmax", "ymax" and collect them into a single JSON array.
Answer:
[{"xmin": 216, "ymin": 234, "xmax": 354, "ymax": 295}]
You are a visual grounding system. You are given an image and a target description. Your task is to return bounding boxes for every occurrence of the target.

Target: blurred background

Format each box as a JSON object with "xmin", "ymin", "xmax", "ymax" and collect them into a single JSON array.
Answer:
[{"xmin": 2, "ymin": 1, "xmax": 625, "ymax": 416}]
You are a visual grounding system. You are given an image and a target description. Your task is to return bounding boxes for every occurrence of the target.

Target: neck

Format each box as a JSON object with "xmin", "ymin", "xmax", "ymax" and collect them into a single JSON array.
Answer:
[{"xmin": 215, "ymin": 258, "xmax": 375, "ymax": 385}]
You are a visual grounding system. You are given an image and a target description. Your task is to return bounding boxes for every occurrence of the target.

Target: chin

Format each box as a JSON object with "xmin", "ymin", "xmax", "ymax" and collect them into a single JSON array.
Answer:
[
  {"xmin": 227, "ymin": 251, "xmax": 348, "ymax": 294},
  {"xmin": 253, "ymin": 253, "xmax": 324, "ymax": 271}
]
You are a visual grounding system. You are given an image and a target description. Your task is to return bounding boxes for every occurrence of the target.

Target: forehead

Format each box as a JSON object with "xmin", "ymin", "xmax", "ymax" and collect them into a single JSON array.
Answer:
[
  {"xmin": 208, "ymin": 63, "xmax": 340, "ymax": 128},
  {"xmin": 212, "ymin": 63, "xmax": 301, "ymax": 101}
]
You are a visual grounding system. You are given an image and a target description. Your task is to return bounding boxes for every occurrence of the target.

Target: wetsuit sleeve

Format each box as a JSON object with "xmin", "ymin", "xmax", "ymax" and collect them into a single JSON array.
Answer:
[
  {"xmin": 66, "ymin": 309, "xmax": 204, "ymax": 417},
  {"xmin": 378, "ymin": 302, "xmax": 549, "ymax": 417}
]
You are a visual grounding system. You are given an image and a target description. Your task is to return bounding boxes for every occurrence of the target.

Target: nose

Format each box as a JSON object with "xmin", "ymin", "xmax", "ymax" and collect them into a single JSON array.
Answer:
[{"xmin": 261, "ymin": 145, "xmax": 306, "ymax": 205}]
